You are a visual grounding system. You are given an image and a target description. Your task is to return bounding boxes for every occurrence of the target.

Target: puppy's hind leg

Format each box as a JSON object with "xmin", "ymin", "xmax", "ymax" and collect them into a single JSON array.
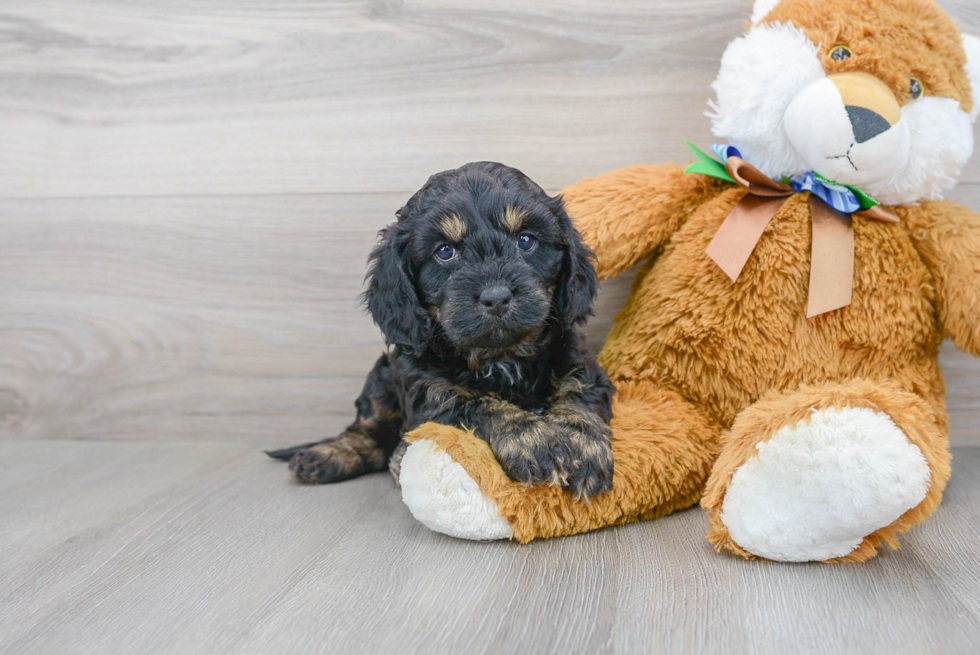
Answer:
[
  {"xmin": 288, "ymin": 433, "xmax": 391, "ymax": 484},
  {"xmin": 266, "ymin": 354, "xmax": 403, "ymax": 484},
  {"xmin": 265, "ymin": 440, "xmax": 328, "ymax": 461}
]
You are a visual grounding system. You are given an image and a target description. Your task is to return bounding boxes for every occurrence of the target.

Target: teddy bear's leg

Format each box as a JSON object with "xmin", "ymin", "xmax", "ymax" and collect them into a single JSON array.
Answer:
[
  {"xmin": 702, "ymin": 380, "xmax": 951, "ymax": 563},
  {"xmin": 399, "ymin": 380, "xmax": 721, "ymax": 542}
]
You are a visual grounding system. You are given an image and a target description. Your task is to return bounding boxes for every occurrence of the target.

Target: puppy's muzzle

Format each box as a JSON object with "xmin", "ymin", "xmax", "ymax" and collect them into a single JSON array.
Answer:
[{"xmin": 479, "ymin": 286, "xmax": 513, "ymax": 317}]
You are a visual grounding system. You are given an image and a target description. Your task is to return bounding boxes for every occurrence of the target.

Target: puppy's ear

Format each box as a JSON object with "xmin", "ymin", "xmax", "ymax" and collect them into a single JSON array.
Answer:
[
  {"xmin": 552, "ymin": 195, "xmax": 599, "ymax": 326},
  {"xmin": 363, "ymin": 220, "xmax": 431, "ymax": 352}
]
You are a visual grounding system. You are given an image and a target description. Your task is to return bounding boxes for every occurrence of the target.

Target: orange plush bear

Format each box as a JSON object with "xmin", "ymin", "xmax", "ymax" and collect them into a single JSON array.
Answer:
[{"xmin": 397, "ymin": 0, "xmax": 980, "ymax": 563}]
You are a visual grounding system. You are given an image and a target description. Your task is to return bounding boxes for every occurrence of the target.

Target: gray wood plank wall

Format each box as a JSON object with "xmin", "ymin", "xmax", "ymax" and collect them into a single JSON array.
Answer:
[{"xmin": 1, "ymin": 0, "xmax": 979, "ymax": 446}]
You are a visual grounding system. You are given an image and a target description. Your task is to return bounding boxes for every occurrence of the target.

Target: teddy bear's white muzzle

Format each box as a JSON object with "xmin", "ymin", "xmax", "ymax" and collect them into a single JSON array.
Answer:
[{"xmin": 784, "ymin": 75, "xmax": 910, "ymax": 188}]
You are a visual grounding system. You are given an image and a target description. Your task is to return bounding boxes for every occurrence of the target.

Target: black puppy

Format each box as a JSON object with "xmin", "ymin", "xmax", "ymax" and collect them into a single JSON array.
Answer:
[{"xmin": 267, "ymin": 162, "xmax": 614, "ymax": 498}]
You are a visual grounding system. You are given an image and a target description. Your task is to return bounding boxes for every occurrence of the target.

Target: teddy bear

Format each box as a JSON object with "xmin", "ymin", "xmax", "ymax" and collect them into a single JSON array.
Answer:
[{"xmin": 394, "ymin": 0, "xmax": 980, "ymax": 563}]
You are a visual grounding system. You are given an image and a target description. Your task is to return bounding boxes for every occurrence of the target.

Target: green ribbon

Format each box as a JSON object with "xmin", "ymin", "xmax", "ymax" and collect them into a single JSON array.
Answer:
[
  {"xmin": 683, "ymin": 141, "xmax": 736, "ymax": 184},
  {"xmin": 683, "ymin": 142, "xmax": 881, "ymax": 211}
]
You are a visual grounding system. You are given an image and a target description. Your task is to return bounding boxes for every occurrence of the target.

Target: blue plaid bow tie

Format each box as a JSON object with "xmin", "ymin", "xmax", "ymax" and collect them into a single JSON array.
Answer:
[
  {"xmin": 788, "ymin": 172, "xmax": 864, "ymax": 214},
  {"xmin": 710, "ymin": 144, "xmax": 874, "ymax": 214}
]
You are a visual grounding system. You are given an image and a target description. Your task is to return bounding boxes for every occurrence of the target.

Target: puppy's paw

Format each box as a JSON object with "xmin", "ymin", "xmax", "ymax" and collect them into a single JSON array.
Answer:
[
  {"xmin": 289, "ymin": 442, "xmax": 364, "ymax": 484},
  {"xmin": 492, "ymin": 422, "xmax": 562, "ymax": 487},
  {"xmin": 549, "ymin": 416, "xmax": 614, "ymax": 499}
]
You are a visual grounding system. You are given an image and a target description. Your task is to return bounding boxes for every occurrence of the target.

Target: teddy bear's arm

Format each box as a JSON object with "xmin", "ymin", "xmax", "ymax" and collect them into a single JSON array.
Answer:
[
  {"xmin": 560, "ymin": 162, "xmax": 725, "ymax": 279},
  {"xmin": 905, "ymin": 200, "xmax": 980, "ymax": 357}
]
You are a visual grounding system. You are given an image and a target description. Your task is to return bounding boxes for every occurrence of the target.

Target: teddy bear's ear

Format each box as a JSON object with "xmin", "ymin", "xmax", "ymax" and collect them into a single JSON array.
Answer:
[
  {"xmin": 750, "ymin": 0, "xmax": 782, "ymax": 25},
  {"xmin": 963, "ymin": 33, "xmax": 980, "ymax": 122}
]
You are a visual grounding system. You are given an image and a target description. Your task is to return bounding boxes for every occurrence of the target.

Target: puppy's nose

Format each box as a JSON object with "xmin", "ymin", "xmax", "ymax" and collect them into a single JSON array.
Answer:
[{"xmin": 479, "ymin": 286, "xmax": 513, "ymax": 316}]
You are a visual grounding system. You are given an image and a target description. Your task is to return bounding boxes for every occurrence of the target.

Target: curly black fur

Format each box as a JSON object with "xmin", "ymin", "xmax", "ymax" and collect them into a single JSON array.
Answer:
[{"xmin": 267, "ymin": 162, "xmax": 614, "ymax": 498}]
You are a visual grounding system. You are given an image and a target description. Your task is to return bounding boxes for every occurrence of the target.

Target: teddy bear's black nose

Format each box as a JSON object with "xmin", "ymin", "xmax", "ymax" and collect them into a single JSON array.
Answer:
[
  {"xmin": 479, "ymin": 286, "xmax": 513, "ymax": 316},
  {"xmin": 846, "ymin": 105, "xmax": 892, "ymax": 143}
]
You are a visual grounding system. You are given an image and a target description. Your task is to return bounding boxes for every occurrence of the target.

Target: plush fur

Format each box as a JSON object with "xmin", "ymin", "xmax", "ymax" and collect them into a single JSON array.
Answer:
[
  {"xmin": 713, "ymin": 0, "xmax": 980, "ymax": 205},
  {"xmin": 399, "ymin": 438, "xmax": 514, "ymax": 540},
  {"xmin": 709, "ymin": 21, "xmax": 826, "ymax": 181},
  {"xmin": 750, "ymin": 0, "xmax": 783, "ymax": 24},
  {"xmin": 720, "ymin": 406, "xmax": 930, "ymax": 562},
  {"xmin": 964, "ymin": 34, "xmax": 980, "ymax": 120},
  {"xmin": 402, "ymin": 380, "xmax": 718, "ymax": 543},
  {"xmin": 397, "ymin": 0, "xmax": 980, "ymax": 563},
  {"xmin": 268, "ymin": 162, "xmax": 615, "ymax": 499},
  {"xmin": 703, "ymin": 381, "xmax": 947, "ymax": 562}
]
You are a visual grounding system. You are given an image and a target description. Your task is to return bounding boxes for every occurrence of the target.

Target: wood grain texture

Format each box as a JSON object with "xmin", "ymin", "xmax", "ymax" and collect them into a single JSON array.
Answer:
[
  {"xmin": 1, "ymin": 0, "xmax": 979, "ymax": 199},
  {"xmin": 0, "ymin": 194, "xmax": 392, "ymax": 442},
  {"xmin": 0, "ymin": 440, "xmax": 978, "ymax": 655}
]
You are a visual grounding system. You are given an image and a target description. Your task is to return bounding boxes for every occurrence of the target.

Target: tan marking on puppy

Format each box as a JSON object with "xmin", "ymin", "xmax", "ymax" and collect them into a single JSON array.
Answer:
[
  {"xmin": 357, "ymin": 396, "xmax": 401, "ymax": 432},
  {"xmin": 553, "ymin": 373, "xmax": 588, "ymax": 400},
  {"xmin": 423, "ymin": 379, "xmax": 478, "ymax": 416},
  {"xmin": 492, "ymin": 414, "xmax": 558, "ymax": 485},
  {"xmin": 439, "ymin": 214, "xmax": 467, "ymax": 242},
  {"xmin": 502, "ymin": 206, "xmax": 527, "ymax": 233}
]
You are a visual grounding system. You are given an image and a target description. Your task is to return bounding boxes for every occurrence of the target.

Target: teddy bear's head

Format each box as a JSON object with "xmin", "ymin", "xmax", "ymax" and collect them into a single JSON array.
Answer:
[{"xmin": 710, "ymin": 0, "xmax": 980, "ymax": 205}]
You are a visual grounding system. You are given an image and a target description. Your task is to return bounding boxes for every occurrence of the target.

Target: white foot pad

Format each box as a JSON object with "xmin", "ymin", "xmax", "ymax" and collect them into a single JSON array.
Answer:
[
  {"xmin": 399, "ymin": 439, "xmax": 513, "ymax": 541},
  {"xmin": 721, "ymin": 407, "xmax": 930, "ymax": 562}
]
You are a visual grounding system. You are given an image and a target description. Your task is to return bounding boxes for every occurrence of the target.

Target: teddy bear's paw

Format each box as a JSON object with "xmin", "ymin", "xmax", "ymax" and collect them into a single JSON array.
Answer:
[
  {"xmin": 720, "ymin": 407, "xmax": 931, "ymax": 562},
  {"xmin": 399, "ymin": 439, "xmax": 513, "ymax": 541}
]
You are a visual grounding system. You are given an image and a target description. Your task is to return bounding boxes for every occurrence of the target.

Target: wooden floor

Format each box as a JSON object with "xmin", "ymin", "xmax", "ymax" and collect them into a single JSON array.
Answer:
[
  {"xmin": 1, "ymin": 442, "xmax": 979, "ymax": 655},
  {"xmin": 2, "ymin": 1, "xmax": 980, "ymax": 653}
]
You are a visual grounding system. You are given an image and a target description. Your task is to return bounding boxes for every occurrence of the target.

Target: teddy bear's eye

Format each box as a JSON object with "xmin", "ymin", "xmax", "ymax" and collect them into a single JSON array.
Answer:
[
  {"xmin": 829, "ymin": 46, "xmax": 851, "ymax": 62},
  {"xmin": 909, "ymin": 78, "xmax": 924, "ymax": 100}
]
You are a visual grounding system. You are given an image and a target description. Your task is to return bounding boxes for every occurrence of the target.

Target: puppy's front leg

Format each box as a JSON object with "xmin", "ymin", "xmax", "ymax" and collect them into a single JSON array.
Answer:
[
  {"xmin": 419, "ymin": 385, "xmax": 563, "ymax": 487},
  {"xmin": 544, "ymin": 362, "xmax": 616, "ymax": 498},
  {"xmin": 418, "ymin": 372, "xmax": 614, "ymax": 497},
  {"xmin": 545, "ymin": 403, "xmax": 614, "ymax": 499},
  {"xmin": 471, "ymin": 395, "xmax": 612, "ymax": 497},
  {"xmin": 469, "ymin": 398, "xmax": 567, "ymax": 487}
]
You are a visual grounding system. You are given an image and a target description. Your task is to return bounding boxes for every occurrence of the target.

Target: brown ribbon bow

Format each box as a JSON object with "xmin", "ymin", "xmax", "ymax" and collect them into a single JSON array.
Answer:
[{"xmin": 705, "ymin": 157, "xmax": 899, "ymax": 318}]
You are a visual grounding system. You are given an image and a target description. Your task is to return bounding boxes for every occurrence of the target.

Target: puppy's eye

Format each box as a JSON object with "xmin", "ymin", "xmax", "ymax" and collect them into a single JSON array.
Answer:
[
  {"xmin": 830, "ymin": 46, "xmax": 851, "ymax": 62},
  {"xmin": 909, "ymin": 78, "xmax": 924, "ymax": 100},
  {"xmin": 517, "ymin": 234, "xmax": 537, "ymax": 252},
  {"xmin": 434, "ymin": 243, "xmax": 457, "ymax": 261}
]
